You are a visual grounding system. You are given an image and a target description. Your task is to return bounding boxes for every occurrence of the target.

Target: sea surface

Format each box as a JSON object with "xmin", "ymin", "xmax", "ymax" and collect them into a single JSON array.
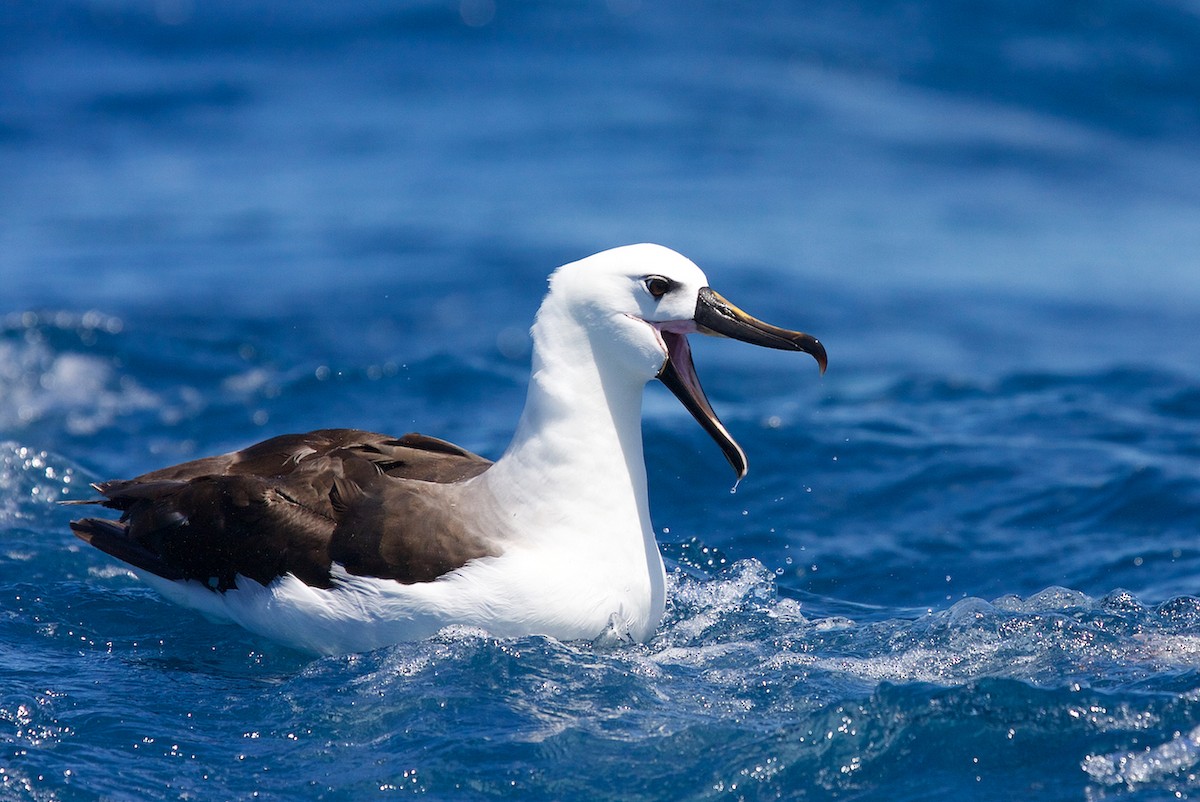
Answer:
[{"xmin": 4, "ymin": 1, "xmax": 1200, "ymax": 799}]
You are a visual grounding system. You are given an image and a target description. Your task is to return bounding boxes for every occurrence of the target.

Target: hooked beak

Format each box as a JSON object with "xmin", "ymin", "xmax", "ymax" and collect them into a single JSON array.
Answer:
[{"xmin": 656, "ymin": 287, "xmax": 826, "ymax": 479}]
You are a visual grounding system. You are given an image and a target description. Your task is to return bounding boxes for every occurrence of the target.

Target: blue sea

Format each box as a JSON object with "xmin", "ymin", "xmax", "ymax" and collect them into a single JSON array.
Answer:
[{"xmin": 4, "ymin": 1, "xmax": 1200, "ymax": 799}]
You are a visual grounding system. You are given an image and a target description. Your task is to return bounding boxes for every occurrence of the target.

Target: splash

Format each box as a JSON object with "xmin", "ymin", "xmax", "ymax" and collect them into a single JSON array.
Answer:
[
  {"xmin": 0, "ymin": 312, "xmax": 160, "ymax": 436},
  {"xmin": 1083, "ymin": 724, "xmax": 1200, "ymax": 793},
  {"xmin": 0, "ymin": 442, "xmax": 79, "ymax": 524}
]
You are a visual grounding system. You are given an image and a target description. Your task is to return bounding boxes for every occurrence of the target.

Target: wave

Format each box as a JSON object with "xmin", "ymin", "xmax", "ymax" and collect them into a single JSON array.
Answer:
[
  {"xmin": 9, "ymin": 511, "xmax": 1200, "ymax": 800},
  {"xmin": 240, "ymin": 562, "xmax": 1200, "ymax": 798}
]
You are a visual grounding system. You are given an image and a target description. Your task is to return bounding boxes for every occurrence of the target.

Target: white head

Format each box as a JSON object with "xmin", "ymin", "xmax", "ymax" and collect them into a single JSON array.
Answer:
[
  {"xmin": 537, "ymin": 243, "xmax": 827, "ymax": 478},
  {"xmin": 544, "ymin": 244, "xmax": 708, "ymax": 382}
]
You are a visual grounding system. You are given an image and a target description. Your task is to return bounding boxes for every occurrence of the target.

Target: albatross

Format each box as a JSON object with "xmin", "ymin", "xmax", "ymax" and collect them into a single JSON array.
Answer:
[{"xmin": 70, "ymin": 244, "xmax": 826, "ymax": 654}]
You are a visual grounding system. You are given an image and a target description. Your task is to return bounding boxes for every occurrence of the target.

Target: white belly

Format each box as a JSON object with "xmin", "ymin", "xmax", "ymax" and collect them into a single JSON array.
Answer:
[{"xmin": 136, "ymin": 542, "xmax": 667, "ymax": 655}]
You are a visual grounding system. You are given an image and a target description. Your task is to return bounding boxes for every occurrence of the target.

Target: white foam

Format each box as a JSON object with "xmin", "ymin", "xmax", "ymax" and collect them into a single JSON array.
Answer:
[
  {"xmin": 0, "ymin": 338, "xmax": 160, "ymax": 435},
  {"xmin": 1083, "ymin": 724, "xmax": 1200, "ymax": 789},
  {"xmin": 87, "ymin": 564, "xmax": 138, "ymax": 581}
]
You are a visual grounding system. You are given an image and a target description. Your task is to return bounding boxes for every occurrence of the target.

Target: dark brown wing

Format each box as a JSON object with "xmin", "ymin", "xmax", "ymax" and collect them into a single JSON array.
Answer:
[
  {"xmin": 105, "ymin": 429, "xmax": 491, "ymax": 486},
  {"xmin": 70, "ymin": 429, "xmax": 497, "ymax": 591}
]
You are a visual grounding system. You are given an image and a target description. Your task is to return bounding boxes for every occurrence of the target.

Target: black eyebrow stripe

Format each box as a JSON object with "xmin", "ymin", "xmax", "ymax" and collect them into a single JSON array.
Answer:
[{"xmin": 643, "ymin": 275, "xmax": 681, "ymax": 296}]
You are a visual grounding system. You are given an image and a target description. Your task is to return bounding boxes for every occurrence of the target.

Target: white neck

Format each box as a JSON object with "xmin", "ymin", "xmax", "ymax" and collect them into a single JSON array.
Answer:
[
  {"xmin": 485, "ymin": 300, "xmax": 653, "ymax": 540},
  {"xmin": 470, "ymin": 297, "xmax": 667, "ymax": 638}
]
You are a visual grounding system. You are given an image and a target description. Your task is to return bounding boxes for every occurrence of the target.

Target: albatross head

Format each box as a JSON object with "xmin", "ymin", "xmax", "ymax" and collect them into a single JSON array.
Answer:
[{"xmin": 546, "ymin": 243, "xmax": 827, "ymax": 479}]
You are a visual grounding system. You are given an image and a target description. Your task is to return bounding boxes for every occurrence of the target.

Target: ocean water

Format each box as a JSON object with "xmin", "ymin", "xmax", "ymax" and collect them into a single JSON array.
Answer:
[{"xmin": 4, "ymin": 1, "xmax": 1200, "ymax": 799}]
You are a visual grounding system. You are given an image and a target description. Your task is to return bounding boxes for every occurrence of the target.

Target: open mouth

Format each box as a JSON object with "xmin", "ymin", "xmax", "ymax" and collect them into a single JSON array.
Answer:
[{"xmin": 652, "ymin": 288, "xmax": 826, "ymax": 479}]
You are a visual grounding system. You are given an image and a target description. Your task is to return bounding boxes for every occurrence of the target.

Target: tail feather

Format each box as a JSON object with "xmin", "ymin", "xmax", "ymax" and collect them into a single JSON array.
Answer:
[{"xmin": 70, "ymin": 518, "xmax": 186, "ymax": 581}]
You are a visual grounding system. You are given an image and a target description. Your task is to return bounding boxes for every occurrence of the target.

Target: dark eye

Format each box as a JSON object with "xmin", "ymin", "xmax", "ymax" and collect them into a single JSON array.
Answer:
[{"xmin": 644, "ymin": 275, "xmax": 672, "ymax": 300}]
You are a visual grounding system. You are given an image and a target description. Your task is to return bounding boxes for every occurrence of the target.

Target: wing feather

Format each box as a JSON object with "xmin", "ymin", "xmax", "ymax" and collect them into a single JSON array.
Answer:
[{"xmin": 70, "ymin": 429, "xmax": 496, "ymax": 591}]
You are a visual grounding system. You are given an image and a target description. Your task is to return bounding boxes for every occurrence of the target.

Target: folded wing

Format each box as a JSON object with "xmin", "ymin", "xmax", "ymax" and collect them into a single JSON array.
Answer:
[{"xmin": 70, "ymin": 429, "xmax": 496, "ymax": 591}]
